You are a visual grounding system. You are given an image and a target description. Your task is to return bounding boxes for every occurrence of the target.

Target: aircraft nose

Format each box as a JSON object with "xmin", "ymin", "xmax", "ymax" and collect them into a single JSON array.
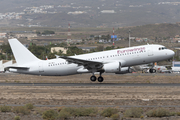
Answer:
[{"xmin": 169, "ymin": 50, "xmax": 175, "ymax": 57}]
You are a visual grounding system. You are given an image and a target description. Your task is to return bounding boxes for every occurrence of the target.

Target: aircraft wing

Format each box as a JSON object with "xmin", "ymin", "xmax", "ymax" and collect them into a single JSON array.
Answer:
[{"xmin": 60, "ymin": 56, "xmax": 103, "ymax": 70}]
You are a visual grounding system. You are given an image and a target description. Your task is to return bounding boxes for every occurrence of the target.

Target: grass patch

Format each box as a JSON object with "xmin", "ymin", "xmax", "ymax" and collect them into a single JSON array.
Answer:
[
  {"xmin": 177, "ymin": 112, "xmax": 180, "ymax": 116},
  {"xmin": 0, "ymin": 105, "xmax": 11, "ymax": 112},
  {"xmin": 58, "ymin": 110, "xmax": 71, "ymax": 119},
  {"xmin": 124, "ymin": 107, "xmax": 143, "ymax": 118},
  {"xmin": 146, "ymin": 108, "xmax": 171, "ymax": 117},
  {"xmin": 25, "ymin": 103, "xmax": 34, "ymax": 110},
  {"xmin": 42, "ymin": 109, "xmax": 58, "ymax": 120},
  {"xmin": 59, "ymin": 107, "xmax": 98, "ymax": 118},
  {"xmin": 100, "ymin": 107, "xmax": 119, "ymax": 117},
  {"xmin": 13, "ymin": 106, "xmax": 30, "ymax": 115},
  {"xmin": 14, "ymin": 116, "xmax": 20, "ymax": 120},
  {"xmin": 110, "ymin": 113, "xmax": 119, "ymax": 120}
]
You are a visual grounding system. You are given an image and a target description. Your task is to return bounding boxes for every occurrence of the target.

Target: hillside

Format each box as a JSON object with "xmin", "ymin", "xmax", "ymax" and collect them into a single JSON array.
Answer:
[
  {"xmin": 115, "ymin": 23, "xmax": 180, "ymax": 39},
  {"xmin": 1, "ymin": 0, "xmax": 180, "ymax": 27}
]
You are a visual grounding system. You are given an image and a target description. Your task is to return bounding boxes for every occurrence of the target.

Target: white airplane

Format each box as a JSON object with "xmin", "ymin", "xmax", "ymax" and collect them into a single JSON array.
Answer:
[{"xmin": 6, "ymin": 38, "xmax": 174, "ymax": 82}]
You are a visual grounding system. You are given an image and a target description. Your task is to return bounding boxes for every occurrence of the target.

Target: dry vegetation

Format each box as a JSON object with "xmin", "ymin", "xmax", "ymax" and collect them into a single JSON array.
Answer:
[{"xmin": 1, "ymin": 73, "xmax": 180, "ymax": 120}]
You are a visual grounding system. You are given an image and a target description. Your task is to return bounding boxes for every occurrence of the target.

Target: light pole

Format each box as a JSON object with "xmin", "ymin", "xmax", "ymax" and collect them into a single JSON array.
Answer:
[{"xmin": 129, "ymin": 29, "xmax": 131, "ymax": 47}]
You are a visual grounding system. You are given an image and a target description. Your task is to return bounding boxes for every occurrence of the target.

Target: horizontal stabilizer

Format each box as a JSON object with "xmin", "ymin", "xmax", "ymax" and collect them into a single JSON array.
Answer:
[{"xmin": 5, "ymin": 66, "xmax": 29, "ymax": 70}]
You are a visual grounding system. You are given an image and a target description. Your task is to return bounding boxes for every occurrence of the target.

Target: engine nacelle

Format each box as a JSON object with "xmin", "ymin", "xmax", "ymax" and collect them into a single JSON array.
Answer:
[
  {"xmin": 115, "ymin": 67, "xmax": 133, "ymax": 74},
  {"xmin": 103, "ymin": 62, "xmax": 121, "ymax": 73}
]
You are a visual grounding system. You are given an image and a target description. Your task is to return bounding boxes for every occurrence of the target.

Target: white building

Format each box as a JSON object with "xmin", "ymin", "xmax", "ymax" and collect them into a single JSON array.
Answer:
[
  {"xmin": 0, "ymin": 60, "xmax": 15, "ymax": 72},
  {"xmin": 51, "ymin": 47, "xmax": 68, "ymax": 54},
  {"xmin": 0, "ymin": 60, "xmax": 3, "ymax": 72},
  {"xmin": 101, "ymin": 10, "xmax": 115, "ymax": 13},
  {"xmin": 0, "ymin": 33, "xmax": 7, "ymax": 38},
  {"xmin": 68, "ymin": 11, "xmax": 86, "ymax": 15},
  {"xmin": 172, "ymin": 61, "xmax": 180, "ymax": 72}
]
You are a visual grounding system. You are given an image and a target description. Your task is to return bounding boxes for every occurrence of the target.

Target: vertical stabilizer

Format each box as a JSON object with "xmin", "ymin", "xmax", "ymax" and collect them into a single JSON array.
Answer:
[{"xmin": 8, "ymin": 39, "xmax": 40, "ymax": 65}]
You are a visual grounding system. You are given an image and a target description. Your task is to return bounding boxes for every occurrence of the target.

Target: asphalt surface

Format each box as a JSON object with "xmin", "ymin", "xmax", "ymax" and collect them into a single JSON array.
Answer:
[
  {"xmin": 1, "ymin": 83, "xmax": 180, "ymax": 87},
  {"xmin": 1, "ymin": 104, "xmax": 180, "ymax": 108}
]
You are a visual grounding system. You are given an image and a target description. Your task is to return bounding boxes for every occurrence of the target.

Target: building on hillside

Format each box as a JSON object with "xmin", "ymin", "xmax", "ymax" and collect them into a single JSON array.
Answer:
[
  {"xmin": 101, "ymin": 10, "xmax": 115, "ymax": 13},
  {"xmin": 0, "ymin": 33, "xmax": 7, "ymax": 38},
  {"xmin": 78, "ymin": 46, "xmax": 97, "ymax": 52},
  {"xmin": 0, "ymin": 40, "xmax": 4, "ymax": 45},
  {"xmin": 173, "ymin": 35, "xmax": 180, "ymax": 42},
  {"xmin": 70, "ymin": 39, "xmax": 82, "ymax": 43},
  {"xmin": 135, "ymin": 37, "xmax": 148, "ymax": 42},
  {"xmin": 15, "ymin": 33, "xmax": 37, "ymax": 40},
  {"xmin": 68, "ymin": 11, "xmax": 87, "ymax": 15},
  {"xmin": 176, "ymin": 22, "xmax": 180, "ymax": 26},
  {"xmin": 51, "ymin": 47, "xmax": 68, "ymax": 54},
  {"xmin": 175, "ymin": 35, "xmax": 180, "ymax": 38}
]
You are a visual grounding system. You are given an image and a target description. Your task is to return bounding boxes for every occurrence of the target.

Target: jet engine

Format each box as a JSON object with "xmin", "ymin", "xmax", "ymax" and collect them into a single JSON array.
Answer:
[
  {"xmin": 103, "ymin": 62, "xmax": 121, "ymax": 73},
  {"xmin": 115, "ymin": 67, "xmax": 133, "ymax": 74}
]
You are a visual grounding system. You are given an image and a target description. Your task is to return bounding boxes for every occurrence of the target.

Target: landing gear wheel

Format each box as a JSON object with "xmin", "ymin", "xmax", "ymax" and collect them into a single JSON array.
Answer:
[
  {"xmin": 98, "ymin": 76, "xmax": 104, "ymax": 82},
  {"xmin": 142, "ymin": 68, "xmax": 148, "ymax": 73},
  {"xmin": 149, "ymin": 69, "xmax": 156, "ymax": 73},
  {"xmin": 90, "ymin": 76, "xmax": 96, "ymax": 82}
]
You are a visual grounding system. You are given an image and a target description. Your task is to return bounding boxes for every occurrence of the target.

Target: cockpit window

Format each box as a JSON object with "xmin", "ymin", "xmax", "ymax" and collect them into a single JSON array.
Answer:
[{"xmin": 159, "ymin": 47, "xmax": 167, "ymax": 50}]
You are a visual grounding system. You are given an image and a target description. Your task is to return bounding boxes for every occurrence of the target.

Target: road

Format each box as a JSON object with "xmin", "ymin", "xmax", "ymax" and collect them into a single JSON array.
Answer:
[{"xmin": 1, "ymin": 83, "xmax": 180, "ymax": 87}]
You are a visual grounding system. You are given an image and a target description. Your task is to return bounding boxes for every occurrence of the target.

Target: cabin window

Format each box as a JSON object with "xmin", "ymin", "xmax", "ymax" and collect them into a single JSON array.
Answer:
[{"xmin": 159, "ymin": 47, "xmax": 167, "ymax": 50}]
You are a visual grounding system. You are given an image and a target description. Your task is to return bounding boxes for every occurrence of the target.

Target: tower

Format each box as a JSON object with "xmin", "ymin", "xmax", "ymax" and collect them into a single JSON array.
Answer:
[
  {"xmin": 67, "ymin": 23, "xmax": 71, "ymax": 46},
  {"xmin": 113, "ymin": 27, "xmax": 114, "ymax": 45}
]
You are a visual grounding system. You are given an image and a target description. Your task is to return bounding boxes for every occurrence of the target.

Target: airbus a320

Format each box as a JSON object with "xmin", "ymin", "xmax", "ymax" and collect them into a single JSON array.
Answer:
[{"xmin": 6, "ymin": 39, "xmax": 174, "ymax": 82}]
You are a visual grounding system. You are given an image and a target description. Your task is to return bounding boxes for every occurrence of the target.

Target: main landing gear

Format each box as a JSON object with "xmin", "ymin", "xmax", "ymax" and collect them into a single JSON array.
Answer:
[
  {"xmin": 90, "ymin": 72, "xmax": 104, "ymax": 82},
  {"xmin": 149, "ymin": 62, "xmax": 156, "ymax": 73},
  {"xmin": 149, "ymin": 68, "xmax": 156, "ymax": 73}
]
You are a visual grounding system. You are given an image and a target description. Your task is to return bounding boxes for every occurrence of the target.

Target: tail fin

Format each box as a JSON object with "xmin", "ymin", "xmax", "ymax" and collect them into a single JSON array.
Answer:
[{"xmin": 8, "ymin": 39, "xmax": 40, "ymax": 65}]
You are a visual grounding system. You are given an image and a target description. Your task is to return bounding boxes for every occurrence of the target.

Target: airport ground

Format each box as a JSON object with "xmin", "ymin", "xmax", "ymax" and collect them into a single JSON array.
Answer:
[{"xmin": 1, "ymin": 73, "xmax": 180, "ymax": 119}]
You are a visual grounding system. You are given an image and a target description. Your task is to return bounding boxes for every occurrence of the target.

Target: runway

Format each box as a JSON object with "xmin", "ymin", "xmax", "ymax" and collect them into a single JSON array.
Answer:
[
  {"xmin": 1, "ymin": 83, "xmax": 180, "ymax": 87},
  {"xmin": 1, "ymin": 104, "xmax": 180, "ymax": 108}
]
